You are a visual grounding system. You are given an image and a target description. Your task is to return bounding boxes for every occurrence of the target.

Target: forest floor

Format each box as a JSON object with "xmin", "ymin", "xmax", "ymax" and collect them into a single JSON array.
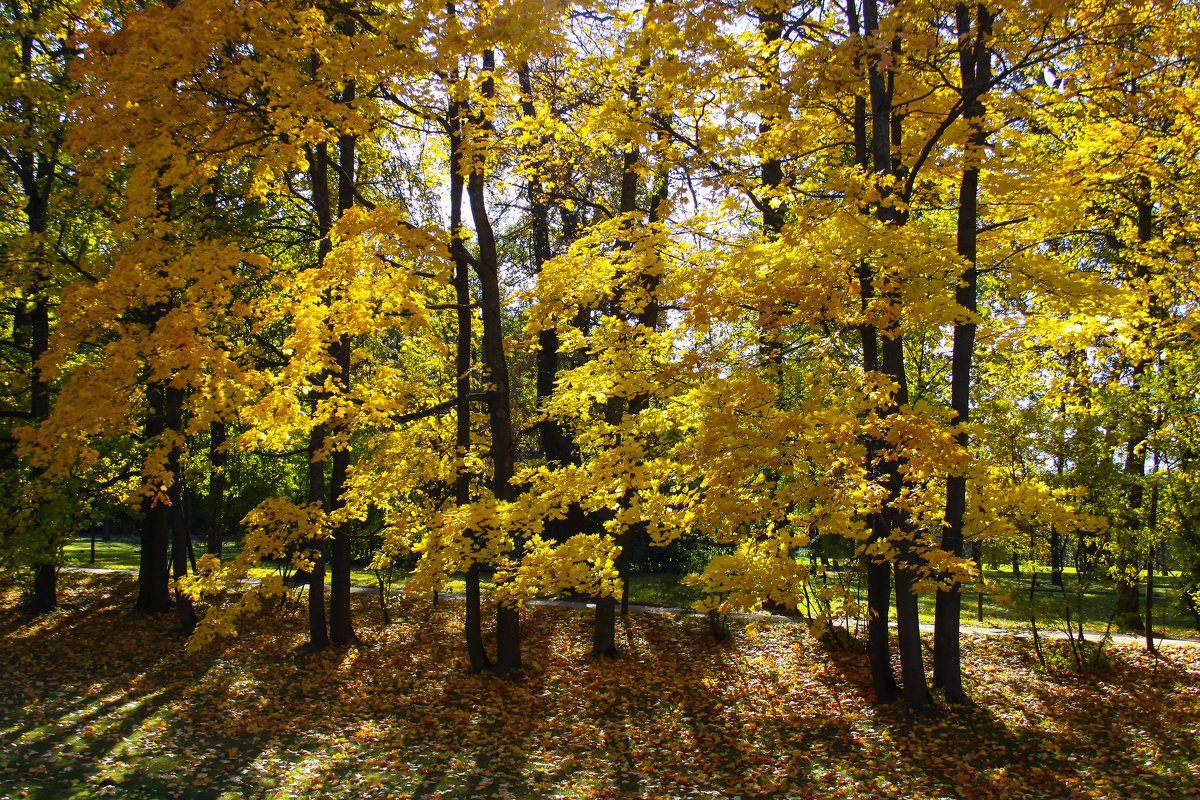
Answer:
[{"xmin": 2, "ymin": 572, "xmax": 1199, "ymax": 800}]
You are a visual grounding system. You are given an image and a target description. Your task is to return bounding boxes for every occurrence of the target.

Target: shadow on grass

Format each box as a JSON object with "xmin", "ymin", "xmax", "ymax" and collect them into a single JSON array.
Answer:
[
  {"xmin": 4, "ymin": 574, "xmax": 1200, "ymax": 800},
  {"xmin": 0, "ymin": 574, "xmax": 239, "ymax": 799}
]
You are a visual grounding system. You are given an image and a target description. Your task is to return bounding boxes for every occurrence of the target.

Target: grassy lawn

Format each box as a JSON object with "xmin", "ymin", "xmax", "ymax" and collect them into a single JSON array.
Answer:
[
  {"xmin": 62, "ymin": 538, "xmax": 1199, "ymax": 640},
  {"xmin": 945, "ymin": 567, "xmax": 1197, "ymax": 638},
  {"xmin": 2, "ymin": 572, "xmax": 1199, "ymax": 800}
]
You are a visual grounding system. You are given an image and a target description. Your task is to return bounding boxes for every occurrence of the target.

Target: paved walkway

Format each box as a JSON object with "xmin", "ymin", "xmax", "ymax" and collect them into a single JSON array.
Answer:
[{"xmin": 63, "ymin": 565, "xmax": 1200, "ymax": 648}]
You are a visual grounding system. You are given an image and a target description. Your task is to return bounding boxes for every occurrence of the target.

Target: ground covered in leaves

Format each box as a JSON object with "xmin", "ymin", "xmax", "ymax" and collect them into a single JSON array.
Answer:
[{"xmin": 1, "ymin": 574, "xmax": 1198, "ymax": 800}]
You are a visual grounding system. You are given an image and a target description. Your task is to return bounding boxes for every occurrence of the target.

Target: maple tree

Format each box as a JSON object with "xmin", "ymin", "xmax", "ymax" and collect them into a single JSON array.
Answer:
[
  {"xmin": 0, "ymin": 0, "xmax": 102, "ymax": 613},
  {"xmin": 1, "ymin": 0, "xmax": 1198, "ymax": 741}
]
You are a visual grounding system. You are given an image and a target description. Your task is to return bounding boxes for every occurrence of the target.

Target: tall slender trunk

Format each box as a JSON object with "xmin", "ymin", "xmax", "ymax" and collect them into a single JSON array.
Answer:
[
  {"xmin": 466, "ymin": 49, "xmax": 521, "ymax": 675},
  {"xmin": 593, "ymin": 144, "xmax": 668, "ymax": 652},
  {"xmin": 1116, "ymin": 393, "xmax": 1147, "ymax": 632},
  {"xmin": 207, "ymin": 419, "xmax": 228, "ymax": 558},
  {"xmin": 328, "ymin": 52, "xmax": 358, "ymax": 647},
  {"xmin": 848, "ymin": 0, "xmax": 897, "ymax": 704},
  {"xmin": 304, "ymin": 132, "xmax": 332, "ymax": 651},
  {"xmin": 19, "ymin": 26, "xmax": 59, "ymax": 611},
  {"xmin": 448, "ymin": 66, "xmax": 491, "ymax": 672},
  {"xmin": 137, "ymin": 383, "xmax": 172, "ymax": 613},
  {"xmin": 863, "ymin": 0, "xmax": 928, "ymax": 713},
  {"xmin": 1116, "ymin": 192, "xmax": 1156, "ymax": 631},
  {"xmin": 757, "ymin": 1, "xmax": 788, "ymax": 236},
  {"xmin": 592, "ymin": 4, "xmax": 661, "ymax": 655},
  {"xmin": 306, "ymin": 409, "xmax": 330, "ymax": 651},
  {"xmin": 1051, "ymin": 445, "xmax": 1064, "ymax": 585},
  {"xmin": 1146, "ymin": 459, "xmax": 1158, "ymax": 652},
  {"xmin": 28, "ymin": 294, "xmax": 55, "ymax": 612},
  {"xmin": 167, "ymin": 386, "xmax": 197, "ymax": 634},
  {"xmin": 934, "ymin": 2, "xmax": 992, "ymax": 704}
]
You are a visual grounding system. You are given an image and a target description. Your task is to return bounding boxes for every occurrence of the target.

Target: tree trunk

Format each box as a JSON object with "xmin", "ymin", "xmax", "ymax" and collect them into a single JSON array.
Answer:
[
  {"xmin": 863, "ymin": 0, "xmax": 927, "ymax": 712},
  {"xmin": 894, "ymin": 562, "xmax": 930, "ymax": 711},
  {"xmin": 328, "ymin": 62, "xmax": 358, "ymax": 647},
  {"xmin": 757, "ymin": 0, "xmax": 788, "ymax": 235},
  {"xmin": 847, "ymin": 0, "xmax": 897, "ymax": 704},
  {"xmin": 466, "ymin": 49, "xmax": 521, "ymax": 676},
  {"xmin": 328, "ymin": 342, "xmax": 356, "ymax": 646},
  {"xmin": 1117, "ymin": 409, "xmax": 1147, "ymax": 631},
  {"xmin": 517, "ymin": 62, "xmax": 559, "ymax": 429},
  {"xmin": 16, "ymin": 25, "xmax": 62, "ymax": 614},
  {"xmin": 303, "ymin": 118, "xmax": 333, "ymax": 650},
  {"xmin": 167, "ymin": 386, "xmax": 197, "ymax": 634},
  {"xmin": 448, "ymin": 78, "xmax": 491, "ymax": 673},
  {"xmin": 28, "ymin": 297, "xmax": 56, "ymax": 613},
  {"xmin": 207, "ymin": 419, "xmax": 228, "ymax": 559},
  {"xmin": 31, "ymin": 563, "xmax": 57, "ymax": 613},
  {"xmin": 590, "ymin": 128, "xmax": 640, "ymax": 651},
  {"xmin": 592, "ymin": 0, "xmax": 670, "ymax": 657},
  {"xmin": 593, "ymin": 593, "xmax": 618, "ymax": 657},
  {"xmin": 306, "ymin": 411, "xmax": 330, "ymax": 650},
  {"xmin": 1116, "ymin": 192, "xmax": 1156, "ymax": 632},
  {"xmin": 517, "ymin": 61, "xmax": 577, "ymax": 547},
  {"xmin": 137, "ymin": 384, "xmax": 172, "ymax": 613},
  {"xmin": 860, "ymin": 272, "xmax": 897, "ymax": 702},
  {"xmin": 137, "ymin": 497, "xmax": 172, "ymax": 613},
  {"xmin": 1146, "ymin": 458, "xmax": 1159, "ymax": 652},
  {"xmin": 1050, "ymin": 526, "xmax": 1063, "ymax": 586},
  {"xmin": 934, "ymin": 3, "xmax": 992, "ymax": 704}
]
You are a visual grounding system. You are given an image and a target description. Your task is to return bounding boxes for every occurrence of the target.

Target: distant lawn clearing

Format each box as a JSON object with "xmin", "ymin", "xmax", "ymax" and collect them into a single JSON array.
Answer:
[{"xmin": 61, "ymin": 537, "xmax": 1200, "ymax": 639}]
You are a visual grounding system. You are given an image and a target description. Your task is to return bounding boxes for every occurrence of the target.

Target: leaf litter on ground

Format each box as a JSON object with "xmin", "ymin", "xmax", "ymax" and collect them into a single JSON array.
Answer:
[{"xmin": 0, "ymin": 573, "xmax": 1198, "ymax": 800}]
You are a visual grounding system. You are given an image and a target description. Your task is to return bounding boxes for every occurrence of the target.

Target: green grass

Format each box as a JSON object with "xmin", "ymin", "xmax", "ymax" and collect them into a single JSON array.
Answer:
[
  {"xmin": 925, "ymin": 565, "xmax": 1197, "ymax": 639},
  {"xmin": 63, "ymin": 538, "xmax": 142, "ymax": 570},
  {"xmin": 62, "ymin": 537, "xmax": 1199, "ymax": 640},
  {"xmin": 62, "ymin": 538, "xmax": 383, "ymax": 588}
]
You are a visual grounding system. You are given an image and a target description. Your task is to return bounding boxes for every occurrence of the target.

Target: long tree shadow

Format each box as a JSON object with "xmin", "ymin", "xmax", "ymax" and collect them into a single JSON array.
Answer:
[
  {"xmin": 7, "ymin": 575, "xmax": 1200, "ymax": 800},
  {"xmin": 0, "ymin": 573, "xmax": 233, "ymax": 798}
]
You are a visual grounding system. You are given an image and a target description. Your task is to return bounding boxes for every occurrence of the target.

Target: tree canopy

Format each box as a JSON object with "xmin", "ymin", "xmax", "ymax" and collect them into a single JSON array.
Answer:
[{"xmin": 3, "ymin": 0, "xmax": 1200, "ymax": 714}]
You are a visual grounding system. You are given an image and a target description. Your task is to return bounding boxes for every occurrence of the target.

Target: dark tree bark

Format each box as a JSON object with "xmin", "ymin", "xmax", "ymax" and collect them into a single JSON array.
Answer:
[
  {"xmin": 847, "ymin": 0, "xmax": 897, "ymax": 705},
  {"xmin": 207, "ymin": 419, "xmax": 228, "ymax": 559},
  {"xmin": 166, "ymin": 386, "xmax": 197, "ymax": 634},
  {"xmin": 1050, "ymin": 526, "xmax": 1064, "ymax": 586},
  {"xmin": 304, "ymin": 403, "xmax": 330, "ymax": 648},
  {"xmin": 448, "ymin": 68, "xmax": 491, "ymax": 673},
  {"xmin": 757, "ymin": 0, "xmax": 788, "ymax": 235},
  {"xmin": 303, "ymin": 130, "xmax": 332, "ymax": 651},
  {"xmin": 27, "ymin": 297, "xmax": 55, "ymax": 612},
  {"xmin": 591, "ymin": 4, "xmax": 664, "ymax": 655},
  {"xmin": 328, "ymin": 47, "xmax": 358, "ymax": 647},
  {"xmin": 1116, "ymin": 192, "xmax": 1156, "ymax": 632},
  {"xmin": 301, "ymin": 18, "xmax": 361, "ymax": 648},
  {"xmin": 863, "ymin": 0, "xmax": 928, "ymax": 713},
  {"xmin": 1117, "ymin": 374, "xmax": 1148, "ymax": 631},
  {"xmin": 933, "ymin": 2, "xmax": 993, "ymax": 704},
  {"xmin": 305, "ymin": 412, "xmax": 330, "ymax": 651},
  {"xmin": 14, "ymin": 24, "xmax": 61, "ymax": 613},
  {"xmin": 137, "ymin": 384, "xmax": 172, "ymax": 613},
  {"xmin": 1146, "ymin": 465, "xmax": 1158, "ymax": 652},
  {"xmin": 466, "ymin": 49, "xmax": 521, "ymax": 676},
  {"xmin": 592, "ymin": 151, "xmax": 667, "ymax": 653}
]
